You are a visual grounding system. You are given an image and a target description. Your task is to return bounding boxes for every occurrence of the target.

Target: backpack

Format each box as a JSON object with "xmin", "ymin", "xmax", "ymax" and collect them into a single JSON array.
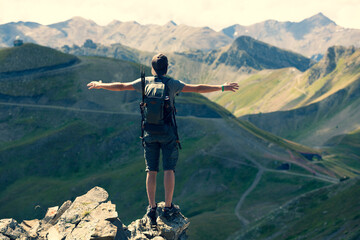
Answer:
[
  {"xmin": 139, "ymin": 70, "xmax": 182, "ymax": 149},
  {"xmin": 142, "ymin": 76, "xmax": 172, "ymax": 134}
]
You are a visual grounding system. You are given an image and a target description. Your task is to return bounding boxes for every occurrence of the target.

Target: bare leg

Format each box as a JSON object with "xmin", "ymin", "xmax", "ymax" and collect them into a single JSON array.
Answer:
[
  {"xmin": 164, "ymin": 170, "xmax": 175, "ymax": 207},
  {"xmin": 146, "ymin": 171, "xmax": 157, "ymax": 208}
]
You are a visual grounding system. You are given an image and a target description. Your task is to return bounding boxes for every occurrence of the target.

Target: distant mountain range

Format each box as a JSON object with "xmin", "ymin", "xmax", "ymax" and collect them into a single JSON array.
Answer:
[
  {"xmin": 0, "ymin": 17, "xmax": 231, "ymax": 53},
  {"xmin": 222, "ymin": 13, "xmax": 360, "ymax": 57},
  {"xmin": 1, "ymin": 13, "xmax": 360, "ymax": 57},
  {"xmin": 63, "ymin": 35, "xmax": 314, "ymax": 72},
  {"xmin": 182, "ymin": 36, "xmax": 314, "ymax": 71}
]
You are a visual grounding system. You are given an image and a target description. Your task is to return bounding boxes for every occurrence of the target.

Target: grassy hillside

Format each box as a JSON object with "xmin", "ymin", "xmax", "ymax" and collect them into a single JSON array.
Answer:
[
  {"xmin": 0, "ymin": 104, "xmax": 333, "ymax": 239},
  {"xmin": 320, "ymin": 129, "xmax": 360, "ymax": 178},
  {"xmin": 0, "ymin": 43, "xmax": 79, "ymax": 73},
  {"xmin": 233, "ymin": 177, "xmax": 360, "ymax": 240},
  {"xmin": 211, "ymin": 46, "xmax": 360, "ymax": 118},
  {"xmin": 199, "ymin": 46, "xmax": 360, "ymax": 148},
  {"xmin": 0, "ymin": 44, "xmax": 350, "ymax": 239},
  {"xmin": 241, "ymin": 76, "xmax": 360, "ymax": 146}
]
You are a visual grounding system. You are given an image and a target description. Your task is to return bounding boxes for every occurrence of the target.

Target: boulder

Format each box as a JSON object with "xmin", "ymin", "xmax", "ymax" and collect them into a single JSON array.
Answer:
[
  {"xmin": 65, "ymin": 201, "xmax": 119, "ymax": 239},
  {"xmin": 43, "ymin": 206, "xmax": 59, "ymax": 224},
  {"xmin": 127, "ymin": 202, "xmax": 189, "ymax": 240},
  {"xmin": 49, "ymin": 200, "xmax": 72, "ymax": 225},
  {"xmin": 0, "ymin": 219, "xmax": 29, "ymax": 239},
  {"xmin": 0, "ymin": 233, "xmax": 10, "ymax": 240},
  {"xmin": 20, "ymin": 219, "xmax": 40, "ymax": 238},
  {"xmin": 0, "ymin": 187, "xmax": 189, "ymax": 240}
]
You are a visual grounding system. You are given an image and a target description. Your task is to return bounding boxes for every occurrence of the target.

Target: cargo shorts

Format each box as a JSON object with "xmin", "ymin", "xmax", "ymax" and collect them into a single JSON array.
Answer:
[{"xmin": 143, "ymin": 129, "xmax": 179, "ymax": 172}]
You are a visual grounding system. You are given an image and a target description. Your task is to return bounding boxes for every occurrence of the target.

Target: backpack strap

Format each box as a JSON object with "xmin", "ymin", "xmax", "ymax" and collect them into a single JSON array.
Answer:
[
  {"xmin": 171, "ymin": 97, "xmax": 182, "ymax": 149},
  {"xmin": 140, "ymin": 68, "xmax": 146, "ymax": 147}
]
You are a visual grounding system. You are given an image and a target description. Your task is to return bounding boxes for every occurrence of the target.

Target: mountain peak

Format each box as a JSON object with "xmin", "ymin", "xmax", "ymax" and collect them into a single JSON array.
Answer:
[
  {"xmin": 301, "ymin": 12, "xmax": 336, "ymax": 26},
  {"xmin": 221, "ymin": 35, "xmax": 312, "ymax": 71},
  {"xmin": 14, "ymin": 21, "xmax": 40, "ymax": 28},
  {"xmin": 49, "ymin": 16, "xmax": 98, "ymax": 29},
  {"xmin": 107, "ymin": 20, "xmax": 122, "ymax": 26},
  {"xmin": 69, "ymin": 16, "xmax": 88, "ymax": 22},
  {"xmin": 69, "ymin": 16, "xmax": 98, "ymax": 25}
]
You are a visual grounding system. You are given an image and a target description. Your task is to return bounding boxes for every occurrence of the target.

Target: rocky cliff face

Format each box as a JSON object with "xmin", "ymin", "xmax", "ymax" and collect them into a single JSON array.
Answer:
[
  {"xmin": 307, "ymin": 45, "xmax": 356, "ymax": 84},
  {"xmin": 215, "ymin": 36, "xmax": 313, "ymax": 71},
  {"xmin": 0, "ymin": 187, "xmax": 189, "ymax": 240}
]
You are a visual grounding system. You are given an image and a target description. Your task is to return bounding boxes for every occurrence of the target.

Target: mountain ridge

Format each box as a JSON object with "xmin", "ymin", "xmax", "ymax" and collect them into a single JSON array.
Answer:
[
  {"xmin": 1, "ymin": 13, "xmax": 360, "ymax": 56},
  {"xmin": 209, "ymin": 36, "xmax": 313, "ymax": 71},
  {"xmin": 220, "ymin": 12, "xmax": 360, "ymax": 57}
]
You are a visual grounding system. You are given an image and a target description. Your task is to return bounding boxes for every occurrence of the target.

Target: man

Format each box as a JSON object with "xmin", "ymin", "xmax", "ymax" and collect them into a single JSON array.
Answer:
[{"xmin": 87, "ymin": 53, "xmax": 239, "ymax": 224}]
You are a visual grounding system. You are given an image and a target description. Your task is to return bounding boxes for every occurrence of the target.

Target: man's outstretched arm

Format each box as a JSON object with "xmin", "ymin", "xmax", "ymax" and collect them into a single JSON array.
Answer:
[
  {"xmin": 182, "ymin": 82, "xmax": 239, "ymax": 93},
  {"xmin": 87, "ymin": 80, "xmax": 135, "ymax": 91}
]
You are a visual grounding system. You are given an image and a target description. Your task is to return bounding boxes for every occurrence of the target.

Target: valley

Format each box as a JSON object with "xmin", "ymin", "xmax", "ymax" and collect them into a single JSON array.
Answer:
[
  {"xmin": 0, "ymin": 15, "xmax": 359, "ymax": 238},
  {"xmin": 1, "ymin": 43, "xmax": 355, "ymax": 239}
]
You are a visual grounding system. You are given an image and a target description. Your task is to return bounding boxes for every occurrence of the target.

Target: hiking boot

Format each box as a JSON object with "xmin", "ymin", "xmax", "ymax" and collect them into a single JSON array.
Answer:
[
  {"xmin": 161, "ymin": 203, "xmax": 180, "ymax": 222},
  {"xmin": 146, "ymin": 205, "xmax": 157, "ymax": 226}
]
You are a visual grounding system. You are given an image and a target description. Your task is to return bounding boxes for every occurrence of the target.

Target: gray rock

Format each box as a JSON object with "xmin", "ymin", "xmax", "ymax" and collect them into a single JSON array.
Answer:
[
  {"xmin": 0, "ymin": 233, "xmax": 10, "ymax": 240},
  {"xmin": 108, "ymin": 218, "xmax": 128, "ymax": 240},
  {"xmin": 127, "ymin": 202, "xmax": 189, "ymax": 240},
  {"xmin": 90, "ymin": 219, "xmax": 118, "ymax": 239},
  {"xmin": 0, "ymin": 219, "xmax": 29, "ymax": 239},
  {"xmin": 61, "ymin": 186, "xmax": 109, "ymax": 225},
  {"xmin": 48, "ymin": 187, "xmax": 110, "ymax": 239},
  {"xmin": 0, "ymin": 187, "xmax": 189, "ymax": 240},
  {"xmin": 50, "ymin": 200, "xmax": 72, "ymax": 225},
  {"xmin": 43, "ymin": 206, "xmax": 59, "ymax": 223},
  {"xmin": 20, "ymin": 219, "xmax": 40, "ymax": 238},
  {"xmin": 46, "ymin": 226, "xmax": 63, "ymax": 240},
  {"xmin": 66, "ymin": 201, "xmax": 118, "ymax": 239}
]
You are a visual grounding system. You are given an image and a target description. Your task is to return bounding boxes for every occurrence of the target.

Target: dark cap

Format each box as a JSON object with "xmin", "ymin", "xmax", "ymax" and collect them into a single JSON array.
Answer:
[{"xmin": 151, "ymin": 53, "xmax": 168, "ymax": 76}]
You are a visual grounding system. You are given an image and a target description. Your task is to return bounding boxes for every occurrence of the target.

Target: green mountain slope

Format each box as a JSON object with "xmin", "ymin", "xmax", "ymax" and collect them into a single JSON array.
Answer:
[
  {"xmin": 211, "ymin": 46, "xmax": 360, "ymax": 117},
  {"xmin": 241, "ymin": 76, "xmax": 360, "ymax": 145},
  {"xmin": 240, "ymin": 47, "xmax": 360, "ymax": 146},
  {"xmin": 233, "ymin": 177, "xmax": 360, "ymax": 240},
  {"xmin": 321, "ymin": 129, "xmax": 360, "ymax": 178},
  {"xmin": 0, "ymin": 44, "xmax": 347, "ymax": 239},
  {"xmin": 0, "ymin": 43, "xmax": 79, "ymax": 74}
]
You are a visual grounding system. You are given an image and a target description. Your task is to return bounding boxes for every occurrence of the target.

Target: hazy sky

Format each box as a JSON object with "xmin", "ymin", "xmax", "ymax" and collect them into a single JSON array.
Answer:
[{"xmin": 1, "ymin": 0, "xmax": 359, "ymax": 30}]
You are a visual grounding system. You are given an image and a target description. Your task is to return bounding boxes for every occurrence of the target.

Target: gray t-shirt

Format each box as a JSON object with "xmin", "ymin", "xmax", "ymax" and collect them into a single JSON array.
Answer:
[{"xmin": 131, "ymin": 76, "xmax": 185, "ymax": 107}]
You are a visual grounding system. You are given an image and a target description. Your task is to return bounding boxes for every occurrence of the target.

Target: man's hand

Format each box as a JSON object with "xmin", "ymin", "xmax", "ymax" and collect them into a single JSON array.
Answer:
[
  {"xmin": 223, "ymin": 82, "xmax": 239, "ymax": 92},
  {"xmin": 87, "ymin": 80, "xmax": 103, "ymax": 89}
]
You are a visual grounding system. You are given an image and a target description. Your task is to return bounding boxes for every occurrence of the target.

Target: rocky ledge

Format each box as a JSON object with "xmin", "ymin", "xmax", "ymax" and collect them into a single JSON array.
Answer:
[{"xmin": 0, "ymin": 187, "xmax": 189, "ymax": 240}]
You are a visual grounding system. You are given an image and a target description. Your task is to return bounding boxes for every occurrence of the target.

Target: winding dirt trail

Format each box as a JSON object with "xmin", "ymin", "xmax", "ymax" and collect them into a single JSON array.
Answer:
[
  {"xmin": 0, "ymin": 101, "xmax": 136, "ymax": 116},
  {"xmin": 209, "ymin": 118, "xmax": 338, "ymax": 228}
]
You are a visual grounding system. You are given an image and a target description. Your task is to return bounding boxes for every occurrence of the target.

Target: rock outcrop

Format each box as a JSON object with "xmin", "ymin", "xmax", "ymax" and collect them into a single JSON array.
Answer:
[{"xmin": 0, "ymin": 187, "xmax": 189, "ymax": 240}]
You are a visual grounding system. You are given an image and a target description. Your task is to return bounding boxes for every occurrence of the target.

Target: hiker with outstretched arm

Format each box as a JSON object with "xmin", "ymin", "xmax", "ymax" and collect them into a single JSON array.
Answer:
[{"xmin": 87, "ymin": 53, "xmax": 239, "ymax": 225}]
